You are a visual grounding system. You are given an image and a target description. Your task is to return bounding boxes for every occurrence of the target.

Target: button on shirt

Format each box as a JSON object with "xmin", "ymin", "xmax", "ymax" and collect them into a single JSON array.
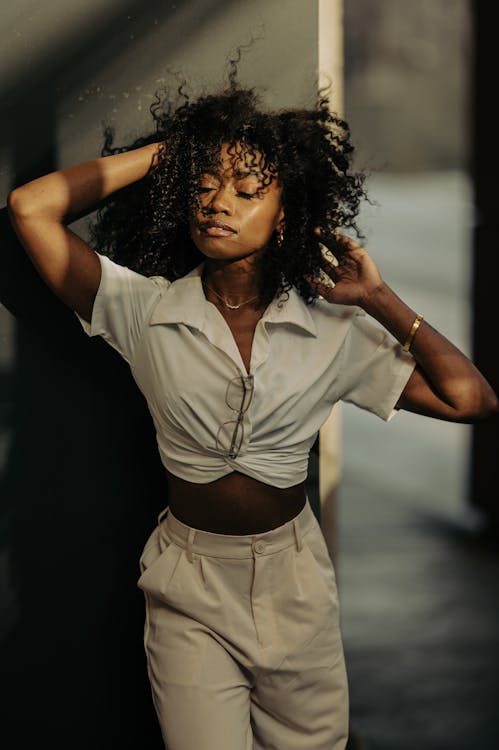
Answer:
[{"xmin": 75, "ymin": 254, "xmax": 416, "ymax": 488}]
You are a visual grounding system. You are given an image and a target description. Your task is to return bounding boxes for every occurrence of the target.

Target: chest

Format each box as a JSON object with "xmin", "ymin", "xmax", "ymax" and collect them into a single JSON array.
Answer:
[
  {"xmin": 134, "ymin": 317, "xmax": 340, "ymax": 426},
  {"xmin": 218, "ymin": 308, "xmax": 262, "ymax": 374}
]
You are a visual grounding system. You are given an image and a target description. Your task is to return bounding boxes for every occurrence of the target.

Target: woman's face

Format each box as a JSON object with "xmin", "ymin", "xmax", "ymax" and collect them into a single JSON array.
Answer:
[{"xmin": 189, "ymin": 142, "xmax": 284, "ymax": 262}]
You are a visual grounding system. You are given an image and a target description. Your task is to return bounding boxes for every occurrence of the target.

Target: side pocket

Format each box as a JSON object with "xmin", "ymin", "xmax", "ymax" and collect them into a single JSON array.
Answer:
[
  {"xmin": 138, "ymin": 526, "xmax": 162, "ymax": 573},
  {"xmin": 137, "ymin": 526, "xmax": 181, "ymax": 601},
  {"xmin": 302, "ymin": 522, "xmax": 338, "ymax": 599}
]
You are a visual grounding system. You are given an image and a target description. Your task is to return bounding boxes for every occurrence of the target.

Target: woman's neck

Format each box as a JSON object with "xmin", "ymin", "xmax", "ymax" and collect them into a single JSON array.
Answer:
[{"xmin": 203, "ymin": 256, "xmax": 263, "ymax": 308}]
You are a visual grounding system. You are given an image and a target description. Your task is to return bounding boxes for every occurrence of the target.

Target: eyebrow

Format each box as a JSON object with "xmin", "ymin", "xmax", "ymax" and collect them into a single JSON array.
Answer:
[
  {"xmin": 200, "ymin": 168, "xmax": 264, "ymax": 179},
  {"xmin": 233, "ymin": 169, "xmax": 264, "ymax": 179}
]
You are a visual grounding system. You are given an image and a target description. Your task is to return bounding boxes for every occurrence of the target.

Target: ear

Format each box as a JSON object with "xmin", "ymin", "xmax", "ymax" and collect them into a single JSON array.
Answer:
[{"xmin": 275, "ymin": 206, "xmax": 285, "ymax": 230}]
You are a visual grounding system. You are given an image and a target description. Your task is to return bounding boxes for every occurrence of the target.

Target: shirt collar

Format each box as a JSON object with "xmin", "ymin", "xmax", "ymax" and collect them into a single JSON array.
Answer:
[
  {"xmin": 149, "ymin": 263, "xmax": 318, "ymax": 337},
  {"xmin": 149, "ymin": 264, "xmax": 207, "ymax": 330}
]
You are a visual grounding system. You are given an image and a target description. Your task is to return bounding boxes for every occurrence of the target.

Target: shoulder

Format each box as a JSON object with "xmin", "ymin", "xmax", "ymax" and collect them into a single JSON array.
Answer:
[
  {"xmin": 308, "ymin": 296, "xmax": 360, "ymax": 322},
  {"xmin": 97, "ymin": 252, "xmax": 171, "ymax": 295},
  {"xmin": 306, "ymin": 295, "xmax": 361, "ymax": 337}
]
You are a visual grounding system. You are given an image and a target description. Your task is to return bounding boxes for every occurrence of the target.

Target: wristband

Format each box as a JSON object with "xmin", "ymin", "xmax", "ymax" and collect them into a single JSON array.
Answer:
[{"xmin": 403, "ymin": 314, "xmax": 424, "ymax": 352}]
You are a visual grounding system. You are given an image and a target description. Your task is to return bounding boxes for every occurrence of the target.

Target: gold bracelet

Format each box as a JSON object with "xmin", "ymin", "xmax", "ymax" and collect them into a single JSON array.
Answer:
[{"xmin": 403, "ymin": 313, "xmax": 424, "ymax": 352}]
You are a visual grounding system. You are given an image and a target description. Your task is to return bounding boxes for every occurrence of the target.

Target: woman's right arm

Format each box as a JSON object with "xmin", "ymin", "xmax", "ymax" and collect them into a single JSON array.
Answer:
[{"xmin": 7, "ymin": 142, "xmax": 163, "ymax": 322}]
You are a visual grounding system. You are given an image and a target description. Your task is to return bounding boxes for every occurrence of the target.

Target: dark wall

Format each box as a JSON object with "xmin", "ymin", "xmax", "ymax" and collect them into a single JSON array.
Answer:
[
  {"xmin": 0, "ymin": 212, "xmax": 168, "ymax": 748},
  {"xmin": 470, "ymin": 2, "xmax": 499, "ymax": 534}
]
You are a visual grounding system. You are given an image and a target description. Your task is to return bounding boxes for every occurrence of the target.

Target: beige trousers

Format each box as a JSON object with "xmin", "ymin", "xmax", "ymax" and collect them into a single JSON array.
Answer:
[{"xmin": 137, "ymin": 499, "xmax": 348, "ymax": 750}]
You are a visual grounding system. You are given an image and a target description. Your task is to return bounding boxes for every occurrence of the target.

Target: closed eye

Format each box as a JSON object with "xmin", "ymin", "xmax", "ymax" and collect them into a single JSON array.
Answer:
[
  {"xmin": 197, "ymin": 185, "xmax": 259, "ymax": 199},
  {"xmin": 237, "ymin": 191, "xmax": 257, "ymax": 199}
]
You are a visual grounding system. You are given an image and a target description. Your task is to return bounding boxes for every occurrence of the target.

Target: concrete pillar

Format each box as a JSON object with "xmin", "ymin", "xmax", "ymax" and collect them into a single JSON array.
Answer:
[{"xmin": 318, "ymin": 0, "xmax": 344, "ymax": 567}]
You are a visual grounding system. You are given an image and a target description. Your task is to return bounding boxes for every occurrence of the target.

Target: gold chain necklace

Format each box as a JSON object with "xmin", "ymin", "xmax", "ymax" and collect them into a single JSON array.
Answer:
[{"xmin": 202, "ymin": 281, "xmax": 259, "ymax": 310}]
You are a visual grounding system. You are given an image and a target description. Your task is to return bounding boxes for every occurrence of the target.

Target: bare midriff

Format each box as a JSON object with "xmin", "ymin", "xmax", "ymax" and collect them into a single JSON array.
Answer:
[{"xmin": 166, "ymin": 471, "xmax": 307, "ymax": 534}]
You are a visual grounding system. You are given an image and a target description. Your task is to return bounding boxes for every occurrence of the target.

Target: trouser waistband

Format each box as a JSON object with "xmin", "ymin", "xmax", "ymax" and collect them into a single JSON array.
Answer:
[{"xmin": 157, "ymin": 498, "xmax": 316, "ymax": 561}]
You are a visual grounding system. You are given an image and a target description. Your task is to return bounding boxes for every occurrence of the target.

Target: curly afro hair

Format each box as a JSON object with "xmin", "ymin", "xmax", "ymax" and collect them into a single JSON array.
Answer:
[{"xmin": 89, "ymin": 73, "xmax": 368, "ymax": 306}]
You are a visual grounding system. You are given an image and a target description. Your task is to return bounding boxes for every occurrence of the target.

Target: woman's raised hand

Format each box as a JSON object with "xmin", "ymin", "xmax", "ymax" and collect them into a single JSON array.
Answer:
[
  {"xmin": 7, "ymin": 142, "xmax": 162, "ymax": 323},
  {"xmin": 306, "ymin": 229, "xmax": 384, "ymax": 308},
  {"xmin": 307, "ymin": 229, "xmax": 498, "ymax": 422}
]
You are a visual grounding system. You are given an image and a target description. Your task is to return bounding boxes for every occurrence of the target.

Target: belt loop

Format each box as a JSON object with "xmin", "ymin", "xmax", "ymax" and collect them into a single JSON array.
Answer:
[
  {"xmin": 186, "ymin": 528, "xmax": 196, "ymax": 563},
  {"xmin": 157, "ymin": 505, "xmax": 169, "ymax": 526},
  {"xmin": 157, "ymin": 507, "xmax": 170, "ymax": 553},
  {"xmin": 293, "ymin": 518, "xmax": 303, "ymax": 552}
]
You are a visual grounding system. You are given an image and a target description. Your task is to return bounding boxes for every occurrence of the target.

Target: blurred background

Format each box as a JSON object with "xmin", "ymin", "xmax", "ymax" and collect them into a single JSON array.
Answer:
[
  {"xmin": 0, "ymin": 1, "xmax": 497, "ymax": 749},
  {"xmin": 338, "ymin": 3, "xmax": 499, "ymax": 749}
]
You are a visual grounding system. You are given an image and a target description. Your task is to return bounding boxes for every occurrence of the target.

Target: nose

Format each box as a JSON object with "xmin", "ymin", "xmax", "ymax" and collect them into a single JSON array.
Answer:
[{"xmin": 204, "ymin": 184, "xmax": 234, "ymax": 215}]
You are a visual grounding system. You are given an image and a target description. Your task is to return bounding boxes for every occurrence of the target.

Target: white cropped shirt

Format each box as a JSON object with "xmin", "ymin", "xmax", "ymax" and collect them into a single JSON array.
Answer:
[{"xmin": 75, "ymin": 254, "xmax": 416, "ymax": 487}]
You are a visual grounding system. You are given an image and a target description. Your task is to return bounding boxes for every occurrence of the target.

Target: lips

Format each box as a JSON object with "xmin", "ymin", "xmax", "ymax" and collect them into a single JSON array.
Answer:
[{"xmin": 198, "ymin": 220, "xmax": 237, "ymax": 237}]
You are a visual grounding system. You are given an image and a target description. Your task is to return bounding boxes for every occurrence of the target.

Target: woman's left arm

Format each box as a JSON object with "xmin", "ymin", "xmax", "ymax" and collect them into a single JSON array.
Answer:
[{"xmin": 309, "ymin": 232, "xmax": 499, "ymax": 423}]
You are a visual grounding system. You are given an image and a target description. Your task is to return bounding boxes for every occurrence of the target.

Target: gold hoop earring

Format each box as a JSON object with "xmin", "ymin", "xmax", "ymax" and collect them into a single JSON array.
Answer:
[{"xmin": 277, "ymin": 227, "xmax": 284, "ymax": 248}]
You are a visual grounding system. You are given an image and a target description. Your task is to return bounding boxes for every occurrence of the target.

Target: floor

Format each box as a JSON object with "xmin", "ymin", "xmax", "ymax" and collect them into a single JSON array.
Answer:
[
  {"xmin": 334, "ymin": 172, "xmax": 499, "ymax": 750},
  {"xmin": 339, "ymin": 470, "xmax": 499, "ymax": 750}
]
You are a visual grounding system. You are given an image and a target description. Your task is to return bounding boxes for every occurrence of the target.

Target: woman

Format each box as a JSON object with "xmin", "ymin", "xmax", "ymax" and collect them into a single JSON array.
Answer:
[{"xmin": 7, "ymin": 80, "xmax": 497, "ymax": 750}]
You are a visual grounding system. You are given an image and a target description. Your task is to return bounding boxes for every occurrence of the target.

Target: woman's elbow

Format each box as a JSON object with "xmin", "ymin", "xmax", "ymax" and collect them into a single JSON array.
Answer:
[
  {"xmin": 476, "ymin": 392, "xmax": 499, "ymax": 421},
  {"xmin": 7, "ymin": 187, "xmax": 35, "ymax": 221},
  {"xmin": 457, "ymin": 388, "xmax": 499, "ymax": 423}
]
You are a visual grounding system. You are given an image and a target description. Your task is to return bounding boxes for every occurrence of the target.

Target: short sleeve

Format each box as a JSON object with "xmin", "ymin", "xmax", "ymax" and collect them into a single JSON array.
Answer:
[
  {"xmin": 74, "ymin": 253, "xmax": 171, "ymax": 365},
  {"xmin": 337, "ymin": 310, "xmax": 416, "ymax": 421}
]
